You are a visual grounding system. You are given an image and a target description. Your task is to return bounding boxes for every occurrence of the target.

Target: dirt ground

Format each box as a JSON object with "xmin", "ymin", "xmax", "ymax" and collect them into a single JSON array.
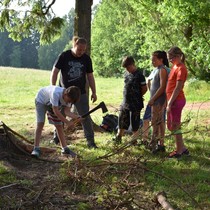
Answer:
[
  {"xmin": 0, "ymin": 126, "xmax": 158, "ymax": 210},
  {"xmin": 0, "ymin": 101, "xmax": 209, "ymax": 209},
  {"xmin": 184, "ymin": 101, "xmax": 210, "ymax": 110}
]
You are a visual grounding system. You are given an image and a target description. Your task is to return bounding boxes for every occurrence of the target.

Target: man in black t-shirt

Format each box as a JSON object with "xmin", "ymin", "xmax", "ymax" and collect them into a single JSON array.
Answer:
[
  {"xmin": 113, "ymin": 56, "xmax": 147, "ymax": 144},
  {"xmin": 50, "ymin": 37, "xmax": 98, "ymax": 149}
]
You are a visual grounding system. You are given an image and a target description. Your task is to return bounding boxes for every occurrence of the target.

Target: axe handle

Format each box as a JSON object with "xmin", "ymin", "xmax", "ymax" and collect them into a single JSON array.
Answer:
[{"xmin": 81, "ymin": 102, "xmax": 102, "ymax": 118}]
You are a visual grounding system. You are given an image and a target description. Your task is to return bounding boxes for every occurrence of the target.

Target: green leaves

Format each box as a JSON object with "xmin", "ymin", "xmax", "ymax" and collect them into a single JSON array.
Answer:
[
  {"xmin": 0, "ymin": 0, "xmax": 65, "ymax": 44},
  {"xmin": 0, "ymin": 9, "xmax": 10, "ymax": 29},
  {"xmin": 92, "ymin": 0, "xmax": 210, "ymax": 80},
  {"xmin": 40, "ymin": 17, "xmax": 64, "ymax": 44}
]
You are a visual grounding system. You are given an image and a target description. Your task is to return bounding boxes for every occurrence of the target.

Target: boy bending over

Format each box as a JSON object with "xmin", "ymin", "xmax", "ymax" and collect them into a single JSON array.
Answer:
[{"xmin": 31, "ymin": 85, "xmax": 81, "ymax": 158}]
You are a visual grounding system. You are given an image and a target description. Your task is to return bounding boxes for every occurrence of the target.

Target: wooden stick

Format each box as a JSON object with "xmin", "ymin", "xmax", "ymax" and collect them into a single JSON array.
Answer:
[
  {"xmin": 156, "ymin": 191, "xmax": 174, "ymax": 210},
  {"xmin": 0, "ymin": 183, "xmax": 18, "ymax": 190}
]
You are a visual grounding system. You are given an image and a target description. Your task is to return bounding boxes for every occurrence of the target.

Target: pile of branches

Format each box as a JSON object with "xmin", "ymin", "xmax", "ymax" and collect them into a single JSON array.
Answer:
[{"xmin": 65, "ymin": 156, "xmax": 158, "ymax": 209}]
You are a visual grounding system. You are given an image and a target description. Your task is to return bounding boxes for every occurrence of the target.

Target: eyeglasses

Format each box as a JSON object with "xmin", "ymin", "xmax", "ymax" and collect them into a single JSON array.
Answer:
[{"xmin": 168, "ymin": 54, "xmax": 176, "ymax": 60}]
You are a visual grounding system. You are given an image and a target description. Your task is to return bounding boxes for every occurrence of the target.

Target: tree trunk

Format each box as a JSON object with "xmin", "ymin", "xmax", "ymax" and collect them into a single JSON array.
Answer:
[
  {"xmin": 74, "ymin": 0, "xmax": 93, "ymax": 55},
  {"xmin": 74, "ymin": 0, "xmax": 93, "ymax": 103},
  {"xmin": 74, "ymin": 0, "xmax": 101, "ymax": 130}
]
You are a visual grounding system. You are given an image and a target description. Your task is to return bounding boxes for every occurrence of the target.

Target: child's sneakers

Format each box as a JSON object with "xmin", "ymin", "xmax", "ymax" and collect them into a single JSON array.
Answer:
[
  {"xmin": 152, "ymin": 145, "xmax": 166, "ymax": 154},
  {"xmin": 182, "ymin": 149, "xmax": 190, "ymax": 156},
  {"xmin": 61, "ymin": 147, "xmax": 77, "ymax": 158},
  {"xmin": 31, "ymin": 147, "xmax": 41, "ymax": 158},
  {"xmin": 112, "ymin": 135, "xmax": 122, "ymax": 144}
]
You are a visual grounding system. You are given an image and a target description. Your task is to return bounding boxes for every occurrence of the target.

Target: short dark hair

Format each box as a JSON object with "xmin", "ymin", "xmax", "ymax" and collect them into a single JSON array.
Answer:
[
  {"xmin": 122, "ymin": 56, "xmax": 135, "ymax": 68},
  {"xmin": 72, "ymin": 36, "xmax": 87, "ymax": 46},
  {"xmin": 65, "ymin": 86, "xmax": 81, "ymax": 104}
]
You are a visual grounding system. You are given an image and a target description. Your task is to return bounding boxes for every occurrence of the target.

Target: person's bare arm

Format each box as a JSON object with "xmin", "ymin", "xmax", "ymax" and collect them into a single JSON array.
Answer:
[
  {"xmin": 167, "ymin": 80, "xmax": 184, "ymax": 112},
  {"xmin": 64, "ymin": 107, "xmax": 80, "ymax": 119},
  {"xmin": 148, "ymin": 68, "xmax": 167, "ymax": 106},
  {"xmin": 64, "ymin": 107, "xmax": 83, "ymax": 124},
  {"xmin": 141, "ymin": 85, "xmax": 147, "ymax": 96},
  {"xmin": 147, "ymin": 79, "xmax": 152, "ymax": 90},
  {"xmin": 87, "ymin": 73, "xmax": 97, "ymax": 102},
  {"xmin": 50, "ymin": 67, "xmax": 60, "ymax": 85},
  {"xmin": 52, "ymin": 106, "xmax": 74, "ymax": 128}
]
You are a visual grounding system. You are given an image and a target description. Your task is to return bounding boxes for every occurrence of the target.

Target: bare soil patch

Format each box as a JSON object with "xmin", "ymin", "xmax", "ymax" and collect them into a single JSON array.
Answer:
[{"xmin": 184, "ymin": 101, "xmax": 210, "ymax": 110}]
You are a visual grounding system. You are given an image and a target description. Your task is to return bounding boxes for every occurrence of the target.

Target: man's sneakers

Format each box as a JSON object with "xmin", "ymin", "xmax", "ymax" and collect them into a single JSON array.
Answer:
[
  {"xmin": 87, "ymin": 142, "xmax": 98, "ymax": 149},
  {"xmin": 31, "ymin": 147, "xmax": 41, "ymax": 158},
  {"xmin": 168, "ymin": 149, "xmax": 190, "ymax": 159},
  {"xmin": 61, "ymin": 147, "xmax": 77, "ymax": 158}
]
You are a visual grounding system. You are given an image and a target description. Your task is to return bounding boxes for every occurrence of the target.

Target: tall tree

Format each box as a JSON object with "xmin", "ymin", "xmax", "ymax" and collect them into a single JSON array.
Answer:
[
  {"xmin": 0, "ymin": 31, "xmax": 14, "ymax": 66},
  {"xmin": 9, "ymin": 45, "xmax": 21, "ymax": 67},
  {"xmin": 0, "ymin": 29, "xmax": 39, "ymax": 68},
  {"xmin": 0, "ymin": 0, "xmax": 64, "ymax": 44},
  {"xmin": 92, "ymin": 0, "xmax": 145, "ymax": 77},
  {"xmin": 91, "ymin": 0, "xmax": 210, "ymax": 80},
  {"xmin": 38, "ymin": 9, "xmax": 75, "ymax": 70},
  {"xmin": 74, "ymin": 0, "xmax": 92, "ymax": 54}
]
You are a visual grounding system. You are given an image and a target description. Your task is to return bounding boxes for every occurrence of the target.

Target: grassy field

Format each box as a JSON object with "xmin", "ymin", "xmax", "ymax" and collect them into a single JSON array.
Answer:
[
  {"xmin": 0, "ymin": 66, "xmax": 209, "ymax": 132},
  {"xmin": 0, "ymin": 66, "xmax": 210, "ymax": 209}
]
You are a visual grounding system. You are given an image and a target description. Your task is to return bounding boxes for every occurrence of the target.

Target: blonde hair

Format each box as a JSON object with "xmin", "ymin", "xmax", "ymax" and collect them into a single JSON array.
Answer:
[{"xmin": 168, "ymin": 46, "xmax": 185, "ymax": 63}]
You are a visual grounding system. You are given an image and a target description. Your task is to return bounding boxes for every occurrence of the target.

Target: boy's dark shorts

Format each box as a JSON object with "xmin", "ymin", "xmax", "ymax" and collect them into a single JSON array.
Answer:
[{"xmin": 118, "ymin": 108, "xmax": 140, "ymax": 132}]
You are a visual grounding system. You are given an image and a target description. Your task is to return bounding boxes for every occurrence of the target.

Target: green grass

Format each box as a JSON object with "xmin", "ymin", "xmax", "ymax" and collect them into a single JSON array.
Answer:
[
  {"xmin": 0, "ymin": 67, "xmax": 210, "ymax": 209},
  {"xmin": 185, "ymin": 79, "xmax": 210, "ymax": 102}
]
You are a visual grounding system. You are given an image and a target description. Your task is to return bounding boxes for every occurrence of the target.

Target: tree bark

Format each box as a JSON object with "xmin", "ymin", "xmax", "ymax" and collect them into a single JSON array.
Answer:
[
  {"xmin": 74, "ymin": 0, "xmax": 93, "ymax": 55},
  {"xmin": 74, "ymin": 0, "xmax": 101, "ymax": 130}
]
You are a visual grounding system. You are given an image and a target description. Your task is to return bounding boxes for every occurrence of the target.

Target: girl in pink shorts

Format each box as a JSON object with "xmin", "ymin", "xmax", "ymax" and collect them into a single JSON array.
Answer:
[{"xmin": 166, "ymin": 47, "xmax": 189, "ymax": 158}]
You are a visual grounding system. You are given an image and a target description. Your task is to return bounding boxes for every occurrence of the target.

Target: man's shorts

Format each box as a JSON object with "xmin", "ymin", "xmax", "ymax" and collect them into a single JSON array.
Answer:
[{"xmin": 35, "ymin": 100, "xmax": 63, "ymax": 125}]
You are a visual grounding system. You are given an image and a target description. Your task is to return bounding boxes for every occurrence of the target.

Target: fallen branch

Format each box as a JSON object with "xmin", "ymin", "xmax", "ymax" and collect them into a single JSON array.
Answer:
[
  {"xmin": 2, "ymin": 121, "xmax": 33, "ymax": 144},
  {"xmin": 155, "ymin": 191, "xmax": 174, "ymax": 210},
  {"xmin": 0, "ymin": 183, "xmax": 18, "ymax": 190},
  {"xmin": 1, "ymin": 121, "xmax": 56, "ymax": 155}
]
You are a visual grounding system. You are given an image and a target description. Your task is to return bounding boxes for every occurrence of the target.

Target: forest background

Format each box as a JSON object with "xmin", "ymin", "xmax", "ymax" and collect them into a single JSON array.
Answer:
[{"xmin": 0, "ymin": 0, "xmax": 209, "ymax": 81}]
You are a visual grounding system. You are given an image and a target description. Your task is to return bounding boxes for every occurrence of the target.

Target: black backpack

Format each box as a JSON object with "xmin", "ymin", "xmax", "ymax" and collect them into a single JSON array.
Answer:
[{"xmin": 100, "ymin": 114, "xmax": 118, "ymax": 133}]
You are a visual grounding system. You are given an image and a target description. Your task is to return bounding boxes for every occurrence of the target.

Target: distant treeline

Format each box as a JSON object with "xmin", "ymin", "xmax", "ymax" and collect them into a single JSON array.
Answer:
[{"xmin": 0, "ymin": 9, "xmax": 74, "ymax": 71}]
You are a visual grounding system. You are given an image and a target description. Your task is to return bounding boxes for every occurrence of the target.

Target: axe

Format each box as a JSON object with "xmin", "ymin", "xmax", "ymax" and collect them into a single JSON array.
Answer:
[
  {"xmin": 73, "ymin": 101, "xmax": 108, "ymax": 125},
  {"xmin": 82, "ymin": 101, "xmax": 108, "ymax": 118}
]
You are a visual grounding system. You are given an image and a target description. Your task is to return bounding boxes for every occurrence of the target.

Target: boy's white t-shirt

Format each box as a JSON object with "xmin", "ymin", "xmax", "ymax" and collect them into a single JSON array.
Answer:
[{"xmin": 36, "ymin": 85, "xmax": 71, "ymax": 107}]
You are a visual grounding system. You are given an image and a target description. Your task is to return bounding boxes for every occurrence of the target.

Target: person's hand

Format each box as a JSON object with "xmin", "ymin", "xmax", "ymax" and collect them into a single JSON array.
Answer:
[
  {"xmin": 166, "ymin": 103, "xmax": 172, "ymax": 113},
  {"xmin": 148, "ymin": 98, "xmax": 154, "ymax": 106},
  {"xmin": 66, "ymin": 120, "xmax": 75, "ymax": 128},
  {"xmin": 91, "ymin": 93, "xmax": 97, "ymax": 103},
  {"xmin": 73, "ymin": 116, "xmax": 84, "ymax": 125}
]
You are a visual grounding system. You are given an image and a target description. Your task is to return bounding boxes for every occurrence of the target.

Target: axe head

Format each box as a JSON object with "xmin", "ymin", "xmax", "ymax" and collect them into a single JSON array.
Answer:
[
  {"xmin": 100, "ymin": 101, "xmax": 108, "ymax": 113},
  {"xmin": 81, "ymin": 101, "xmax": 108, "ymax": 118}
]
